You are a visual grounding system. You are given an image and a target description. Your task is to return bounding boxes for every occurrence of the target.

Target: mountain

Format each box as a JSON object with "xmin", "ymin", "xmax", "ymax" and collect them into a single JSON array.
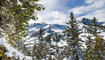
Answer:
[
  {"xmin": 29, "ymin": 23, "xmax": 67, "ymax": 30},
  {"xmin": 28, "ymin": 18, "xmax": 105, "ymax": 38},
  {"xmin": 28, "ymin": 22, "xmax": 68, "ymax": 35},
  {"xmin": 29, "ymin": 18, "xmax": 105, "ymax": 31},
  {"xmin": 82, "ymin": 18, "xmax": 105, "ymax": 26}
]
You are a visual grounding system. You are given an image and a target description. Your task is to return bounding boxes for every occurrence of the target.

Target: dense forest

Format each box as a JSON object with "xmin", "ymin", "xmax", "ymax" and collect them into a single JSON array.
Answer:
[{"xmin": 0, "ymin": 0, "xmax": 105, "ymax": 60}]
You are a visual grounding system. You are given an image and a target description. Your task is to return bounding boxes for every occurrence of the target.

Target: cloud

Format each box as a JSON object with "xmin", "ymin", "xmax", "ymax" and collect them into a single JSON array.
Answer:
[
  {"xmin": 32, "ymin": 0, "xmax": 105, "ymax": 24},
  {"xmin": 68, "ymin": 0, "xmax": 105, "ymax": 22},
  {"xmin": 38, "ymin": 0, "xmax": 59, "ymax": 11},
  {"xmin": 69, "ymin": 0, "xmax": 105, "ymax": 15},
  {"xmin": 77, "ymin": 8, "xmax": 105, "ymax": 22},
  {"xmin": 36, "ymin": 11, "xmax": 67, "ymax": 24},
  {"xmin": 35, "ymin": 0, "xmax": 69, "ymax": 24}
]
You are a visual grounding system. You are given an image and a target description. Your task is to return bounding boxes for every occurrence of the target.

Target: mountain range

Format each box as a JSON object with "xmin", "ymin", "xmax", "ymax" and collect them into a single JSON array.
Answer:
[{"xmin": 28, "ymin": 18, "xmax": 105, "ymax": 34}]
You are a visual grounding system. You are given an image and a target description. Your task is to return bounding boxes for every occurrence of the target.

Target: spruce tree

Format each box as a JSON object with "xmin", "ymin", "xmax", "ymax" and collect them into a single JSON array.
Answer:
[
  {"xmin": 84, "ymin": 17, "xmax": 105, "ymax": 60},
  {"xmin": 65, "ymin": 12, "xmax": 83, "ymax": 60},
  {"xmin": 32, "ymin": 29, "xmax": 48, "ymax": 60},
  {"xmin": 92, "ymin": 17, "xmax": 105, "ymax": 60}
]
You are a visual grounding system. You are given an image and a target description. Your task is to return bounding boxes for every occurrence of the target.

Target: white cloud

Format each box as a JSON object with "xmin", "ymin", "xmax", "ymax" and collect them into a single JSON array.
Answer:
[
  {"xmin": 38, "ymin": 0, "xmax": 59, "ymax": 11},
  {"xmin": 77, "ymin": 8, "xmax": 105, "ymax": 22},
  {"xmin": 35, "ymin": 0, "xmax": 68, "ymax": 24},
  {"xmin": 36, "ymin": 11, "xmax": 67, "ymax": 24},
  {"xmin": 32, "ymin": 0, "xmax": 105, "ymax": 24},
  {"xmin": 69, "ymin": 0, "xmax": 105, "ymax": 15},
  {"xmin": 69, "ymin": 0, "xmax": 105, "ymax": 22}
]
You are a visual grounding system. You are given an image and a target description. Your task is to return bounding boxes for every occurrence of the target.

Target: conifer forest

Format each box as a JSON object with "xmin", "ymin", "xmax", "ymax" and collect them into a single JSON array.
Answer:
[{"xmin": 0, "ymin": 0, "xmax": 105, "ymax": 60}]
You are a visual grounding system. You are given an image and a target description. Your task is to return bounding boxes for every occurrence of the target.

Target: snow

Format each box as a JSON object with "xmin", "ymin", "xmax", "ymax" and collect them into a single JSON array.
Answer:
[
  {"xmin": 57, "ymin": 40, "xmax": 67, "ymax": 47},
  {"xmin": 0, "ymin": 38, "xmax": 32, "ymax": 60},
  {"xmin": 0, "ymin": 17, "xmax": 105, "ymax": 60}
]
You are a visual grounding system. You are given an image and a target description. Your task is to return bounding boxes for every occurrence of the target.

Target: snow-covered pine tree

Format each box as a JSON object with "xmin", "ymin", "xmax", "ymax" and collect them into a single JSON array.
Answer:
[
  {"xmin": 52, "ymin": 33, "xmax": 64, "ymax": 60},
  {"xmin": 25, "ymin": 28, "xmax": 63, "ymax": 60},
  {"xmin": 32, "ymin": 29, "xmax": 48, "ymax": 60},
  {"xmin": 0, "ymin": 1, "xmax": 44, "ymax": 59},
  {"xmin": 0, "ymin": 0, "xmax": 44, "ymax": 45},
  {"xmin": 64, "ymin": 12, "xmax": 83, "ymax": 60},
  {"xmin": 45, "ymin": 32, "xmax": 63, "ymax": 60},
  {"xmin": 84, "ymin": 17, "xmax": 105, "ymax": 60}
]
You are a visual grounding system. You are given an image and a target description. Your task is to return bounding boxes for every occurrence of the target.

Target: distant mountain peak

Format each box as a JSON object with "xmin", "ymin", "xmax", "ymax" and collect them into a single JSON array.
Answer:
[{"xmin": 82, "ymin": 18, "xmax": 105, "ymax": 26}]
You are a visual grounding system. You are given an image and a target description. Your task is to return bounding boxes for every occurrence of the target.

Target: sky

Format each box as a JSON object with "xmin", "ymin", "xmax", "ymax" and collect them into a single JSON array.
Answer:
[{"xmin": 30, "ymin": 0, "xmax": 105, "ymax": 24}]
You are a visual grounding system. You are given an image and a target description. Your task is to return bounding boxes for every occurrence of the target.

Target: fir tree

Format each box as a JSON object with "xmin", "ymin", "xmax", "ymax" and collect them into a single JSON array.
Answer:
[
  {"xmin": 84, "ymin": 17, "xmax": 105, "ymax": 60},
  {"xmin": 32, "ymin": 29, "xmax": 48, "ymax": 60},
  {"xmin": 64, "ymin": 12, "xmax": 83, "ymax": 60}
]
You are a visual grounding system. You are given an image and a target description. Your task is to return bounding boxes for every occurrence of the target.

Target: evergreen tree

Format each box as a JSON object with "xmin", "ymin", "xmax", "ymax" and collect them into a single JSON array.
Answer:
[
  {"xmin": 84, "ymin": 36, "xmax": 95, "ymax": 60},
  {"xmin": 0, "ymin": 0, "xmax": 44, "ymax": 45},
  {"xmin": 32, "ymin": 29, "xmax": 48, "ymax": 60},
  {"xmin": 64, "ymin": 12, "xmax": 83, "ymax": 60},
  {"xmin": 45, "ymin": 33, "xmax": 60, "ymax": 60},
  {"xmin": 84, "ymin": 17, "xmax": 105, "ymax": 60}
]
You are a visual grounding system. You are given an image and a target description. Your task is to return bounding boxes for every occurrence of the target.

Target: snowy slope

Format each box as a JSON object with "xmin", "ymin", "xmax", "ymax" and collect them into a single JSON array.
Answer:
[
  {"xmin": 26, "ymin": 18, "xmax": 105, "ymax": 49},
  {"xmin": 0, "ymin": 38, "xmax": 32, "ymax": 60},
  {"xmin": 1, "ymin": 18, "xmax": 105, "ymax": 60}
]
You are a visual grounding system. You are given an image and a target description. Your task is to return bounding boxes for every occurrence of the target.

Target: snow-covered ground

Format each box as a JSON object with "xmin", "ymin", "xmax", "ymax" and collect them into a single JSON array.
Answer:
[
  {"xmin": 0, "ymin": 18, "xmax": 105, "ymax": 60},
  {"xmin": 0, "ymin": 38, "xmax": 32, "ymax": 60}
]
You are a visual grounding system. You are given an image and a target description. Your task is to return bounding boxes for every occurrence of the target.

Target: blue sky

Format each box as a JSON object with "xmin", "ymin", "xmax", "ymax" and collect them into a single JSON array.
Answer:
[{"xmin": 29, "ymin": 0, "xmax": 105, "ymax": 24}]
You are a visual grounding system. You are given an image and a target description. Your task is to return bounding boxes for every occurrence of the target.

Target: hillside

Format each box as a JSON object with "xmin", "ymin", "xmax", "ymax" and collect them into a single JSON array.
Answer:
[{"xmin": 0, "ymin": 18, "xmax": 105, "ymax": 60}]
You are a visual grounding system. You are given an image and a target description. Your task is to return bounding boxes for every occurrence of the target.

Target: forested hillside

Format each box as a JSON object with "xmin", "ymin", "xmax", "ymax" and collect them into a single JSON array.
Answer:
[{"xmin": 0, "ymin": 0, "xmax": 105, "ymax": 60}]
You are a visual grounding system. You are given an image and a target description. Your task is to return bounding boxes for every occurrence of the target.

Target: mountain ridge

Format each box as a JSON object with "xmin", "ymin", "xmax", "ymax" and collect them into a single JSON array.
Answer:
[{"xmin": 29, "ymin": 18, "xmax": 105, "ymax": 30}]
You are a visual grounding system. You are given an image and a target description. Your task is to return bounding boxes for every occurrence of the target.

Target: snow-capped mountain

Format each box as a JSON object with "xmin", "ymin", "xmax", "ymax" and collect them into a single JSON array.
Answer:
[
  {"xmin": 28, "ymin": 22, "xmax": 68, "ymax": 38},
  {"xmin": 28, "ymin": 18, "xmax": 105, "ymax": 35},
  {"xmin": 28, "ymin": 22, "xmax": 67, "ymax": 32},
  {"xmin": 82, "ymin": 18, "xmax": 105, "ymax": 26}
]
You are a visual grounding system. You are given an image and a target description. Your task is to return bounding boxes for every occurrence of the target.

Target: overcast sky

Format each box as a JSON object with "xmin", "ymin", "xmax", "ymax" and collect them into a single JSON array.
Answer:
[{"xmin": 30, "ymin": 0, "xmax": 105, "ymax": 24}]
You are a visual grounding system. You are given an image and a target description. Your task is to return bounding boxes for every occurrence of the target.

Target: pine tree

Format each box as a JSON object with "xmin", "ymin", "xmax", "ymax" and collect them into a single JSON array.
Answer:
[
  {"xmin": 84, "ymin": 17, "xmax": 105, "ymax": 60},
  {"xmin": 45, "ymin": 33, "xmax": 60, "ymax": 60},
  {"xmin": 0, "ymin": 0, "xmax": 44, "ymax": 45},
  {"xmin": 64, "ymin": 12, "xmax": 83, "ymax": 60},
  {"xmin": 32, "ymin": 29, "xmax": 48, "ymax": 60},
  {"xmin": 84, "ymin": 36, "xmax": 95, "ymax": 60}
]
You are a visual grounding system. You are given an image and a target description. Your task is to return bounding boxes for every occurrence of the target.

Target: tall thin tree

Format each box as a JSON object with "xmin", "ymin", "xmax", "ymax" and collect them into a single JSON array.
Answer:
[
  {"xmin": 84, "ymin": 17, "xmax": 105, "ymax": 60},
  {"xmin": 65, "ymin": 12, "xmax": 83, "ymax": 60}
]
